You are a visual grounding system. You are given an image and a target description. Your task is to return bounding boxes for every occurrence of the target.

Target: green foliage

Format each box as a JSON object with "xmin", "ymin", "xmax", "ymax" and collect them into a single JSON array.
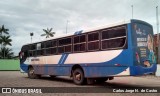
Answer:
[
  {"xmin": 0, "ymin": 25, "xmax": 9, "ymax": 35},
  {"xmin": 0, "ymin": 47, "xmax": 14, "ymax": 59},
  {"xmin": 41, "ymin": 28, "xmax": 55, "ymax": 38},
  {"xmin": 0, "ymin": 35, "xmax": 12, "ymax": 46},
  {"xmin": 0, "ymin": 25, "xmax": 14, "ymax": 59}
]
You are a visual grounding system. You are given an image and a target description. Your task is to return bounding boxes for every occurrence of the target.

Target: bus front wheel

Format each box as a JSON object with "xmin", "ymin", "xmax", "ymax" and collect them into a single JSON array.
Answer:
[
  {"xmin": 28, "ymin": 67, "xmax": 40, "ymax": 79},
  {"xmin": 72, "ymin": 68, "xmax": 85, "ymax": 85}
]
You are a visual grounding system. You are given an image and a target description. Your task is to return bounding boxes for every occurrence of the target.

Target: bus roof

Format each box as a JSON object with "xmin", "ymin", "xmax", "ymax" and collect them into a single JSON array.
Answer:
[
  {"xmin": 48, "ymin": 20, "xmax": 130, "ymax": 39},
  {"xmin": 23, "ymin": 19, "xmax": 149, "ymax": 46}
]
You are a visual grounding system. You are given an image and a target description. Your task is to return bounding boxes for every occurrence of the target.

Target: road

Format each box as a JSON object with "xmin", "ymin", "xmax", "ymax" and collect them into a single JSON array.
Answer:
[{"xmin": 0, "ymin": 71, "xmax": 160, "ymax": 96}]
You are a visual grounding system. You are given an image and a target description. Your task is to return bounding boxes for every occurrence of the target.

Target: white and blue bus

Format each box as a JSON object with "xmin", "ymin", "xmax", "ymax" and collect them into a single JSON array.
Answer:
[{"xmin": 19, "ymin": 19, "xmax": 157, "ymax": 85}]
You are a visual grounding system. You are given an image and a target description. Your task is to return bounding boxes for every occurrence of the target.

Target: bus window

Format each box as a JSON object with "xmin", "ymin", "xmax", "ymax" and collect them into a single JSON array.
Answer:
[
  {"xmin": 74, "ymin": 44, "xmax": 86, "ymax": 52},
  {"xmin": 29, "ymin": 51, "xmax": 33, "ymax": 57},
  {"xmin": 58, "ymin": 37, "xmax": 72, "ymax": 53},
  {"xmin": 88, "ymin": 32, "xmax": 99, "ymax": 51},
  {"xmin": 41, "ymin": 42, "xmax": 45, "ymax": 48},
  {"xmin": 30, "ymin": 44, "xmax": 36, "ymax": 50},
  {"xmin": 41, "ymin": 49, "xmax": 45, "ymax": 55},
  {"xmin": 88, "ymin": 32, "xmax": 99, "ymax": 41},
  {"xmin": 52, "ymin": 40, "xmax": 57, "ymax": 47},
  {"xmin": 32, "ymin": 51, "xmax": 36, "ymax": 57},
  {"xmin": 101, "ymin": 26, "xmax": 126, "ymax": 49},
  {"xmin": 22, "ymin": 45, "xmax": 30, "ymax": 51},
  {"xmin": 102, "ymin": 38, "xmax": 126, "ymax": 49},
  {"xmin": 102, "ymin": 27, "xmax": 126, "ymax": 39},
  {"xmin": 58, "ymin": 46, "xmax": 64, "ymax": 53},
  {"xmin": 51, "ymin": 48, "xmax": 57, "ymax": 54},
  {"xmin": 46, "ymin": 48, "xmax": 51, "ymax": 55},
  {"xmin": 45, "ymin": 41, "xmax": 52, "ymax": 48},
  {"xmin": 37, "ymin": 43, "xmax": 41, "ymax": 50},
  {"xmin": 37, "ymin": 50, "xmax": 42, "ymax": 56},
  {"xmin": 59, "ymin": 38, "xmax": 71, "ymax": 46},
  {"xmin": 73, "ymin": 35, "xmax": 86, "ymax": 52}
]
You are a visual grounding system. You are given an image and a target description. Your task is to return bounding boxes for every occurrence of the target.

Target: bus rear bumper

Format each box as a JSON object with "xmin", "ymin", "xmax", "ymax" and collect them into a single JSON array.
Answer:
[{"xmin": 130, "ymin": 64, "xmax": 157, "ymax": 76}]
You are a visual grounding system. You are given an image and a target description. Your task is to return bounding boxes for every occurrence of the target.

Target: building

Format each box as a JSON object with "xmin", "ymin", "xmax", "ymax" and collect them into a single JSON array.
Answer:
[{"xmin": 154, "ymin": 33, "xmax": 160, "ymax": 63}]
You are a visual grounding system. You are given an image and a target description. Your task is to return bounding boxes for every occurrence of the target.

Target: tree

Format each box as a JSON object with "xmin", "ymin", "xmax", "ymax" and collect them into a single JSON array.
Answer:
[
  {"xmin": 0, "ymin": 35, "xmax": 12, "ymax": 47},
  {"xmin": 0, "ymin": 25, "xmax": 13, "ymax": 59},
  {"xmin": 0, "ymin": 47, "xmax": 14, "ymax": 59},
  {"xmin": 0, "ymin": 25, "xmax": 9, "ymax": 36},
  {"xmin": 41, "ymin": 28, "xmax": 55, "ymax": 38}
]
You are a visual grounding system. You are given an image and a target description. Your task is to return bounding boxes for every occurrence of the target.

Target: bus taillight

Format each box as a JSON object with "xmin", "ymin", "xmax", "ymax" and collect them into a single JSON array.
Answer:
[
  {"xmin": 19, "ymin": 51, "xmax": 23, "ymax": 59},
  {"xmin": 115, "ymin": 64, "xmax": 121, "ymax": 66}
]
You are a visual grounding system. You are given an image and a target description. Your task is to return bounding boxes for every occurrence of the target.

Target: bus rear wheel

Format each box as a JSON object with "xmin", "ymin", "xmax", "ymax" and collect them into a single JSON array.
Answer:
[
  {"xmin": 72, "ymin": 68, "xmax": 85, "ymax": 85},
  {"xmin": 28, "ymin": 67, "xmax": 40, "ymax": 79}
]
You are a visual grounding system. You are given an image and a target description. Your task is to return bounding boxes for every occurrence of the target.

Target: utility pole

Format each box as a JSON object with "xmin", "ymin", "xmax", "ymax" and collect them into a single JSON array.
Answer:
[
  {"xmin": 30, "ymin": 32, "xmax": 33, "ymax": 43},
  {"xmin": 131, "ymin": 5, "xmax": 133, "ymax": 19},
  {"xmin": 66, "ymin": 20, "xmax": 69, "ymax": 34},
  {"xmin": 156, "ymin": 6, "xmax": 160, "ymax": 63}
]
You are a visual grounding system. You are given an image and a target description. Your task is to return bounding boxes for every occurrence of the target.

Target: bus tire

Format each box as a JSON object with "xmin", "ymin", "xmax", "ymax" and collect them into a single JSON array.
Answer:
[
  {"xmin": 28, "ymin": 67, "xmax": 40, "ymax": 79},
  {"xmin": 72, "ymin": 68, "xmax": 85, "ymax": 85}
]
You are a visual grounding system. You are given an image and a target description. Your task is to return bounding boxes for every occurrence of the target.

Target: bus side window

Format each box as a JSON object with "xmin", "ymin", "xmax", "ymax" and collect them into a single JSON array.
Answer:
[
  {"xmin": 24, "ymin": 51, "xmax": 28, "ymax": 58},
  {"xmin": 73, "ymin": 35, "xmax": 86, "ymax": 52},
  {"xmin": 29, "ymin": 51, "xmax": 33, "ymax": 57},
  {"xmin": 41, "ymin": 42, "xmax": 45, "ymax": 48},
  {"xmin": 46, "ymin": 48, "xmax": 51, "ymax": 55},
  {"xmin": 51, "ymin": 40, "xmax": 57, "ymax": 54},
  {"xmin": 101, "ymin": 26, "xmax": 127, "ymax": 49},
  {"xmin": 36, "ymin": 43, "xmax": 41, "ymax": 56},
  {"xmin": 88, "ymin": 32, "xmax": 99, "ymax": 51},
  {"xmin": 46, "ymin": 41, "xmax": 52, "ymax": 48},
  {"xmin": 21, "ymin": 45, "xmax": 30, "ymax": 58},
  {"xmin": 51, "ymin": 48, "xmax": 57, "ymax": 54},
  {"xmin": 52, "ymin": 40, "xmax": 57, "ymax": 47},
  {"xmin": 31, "ymin": 44, "xmax": 36, "ymax": 50},
  {"xmin": 33, "ymin": 51, "xmax": 36, "ymax": 57},
  {"xmin": 58, "ymin": 37, "xmax": 72, "ymax": 54}
]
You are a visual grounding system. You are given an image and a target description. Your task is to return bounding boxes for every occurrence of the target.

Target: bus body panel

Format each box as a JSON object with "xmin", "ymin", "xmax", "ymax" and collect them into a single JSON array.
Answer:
[
  {"xmin": 21, "ymin": 49, "xmax": 132, "ymax": 77},
  {"xmin": 130, "ymin": 64, "xmax": 157, "ymax": 76}
]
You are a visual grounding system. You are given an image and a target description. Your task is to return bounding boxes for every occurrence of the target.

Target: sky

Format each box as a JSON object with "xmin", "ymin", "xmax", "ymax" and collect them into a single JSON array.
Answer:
[{"xmin": 0, "ymin": 0, "xmax": 160, "ymax": 56}]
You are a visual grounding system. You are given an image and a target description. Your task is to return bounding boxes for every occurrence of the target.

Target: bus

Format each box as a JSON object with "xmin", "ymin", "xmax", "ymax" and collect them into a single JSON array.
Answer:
[{"xmin": 19, "ymin": 19, "xmax": 157, "ymax": 85}]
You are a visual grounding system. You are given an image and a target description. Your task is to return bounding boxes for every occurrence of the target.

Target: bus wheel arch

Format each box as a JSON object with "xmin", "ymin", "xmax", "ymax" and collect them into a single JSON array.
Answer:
[
  {"xmin": 71, "ymin": 64, "xmax": 86, "ymax": 85},
  {"xmin": 28, "ymin": 65, "xmax": 40, "ymax": 79},
  {"xmin": 71, "ymin": 65, "xmax": 84, "ymax": 76}
]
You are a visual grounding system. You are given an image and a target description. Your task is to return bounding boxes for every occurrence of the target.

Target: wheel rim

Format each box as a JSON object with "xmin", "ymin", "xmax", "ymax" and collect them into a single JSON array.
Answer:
[
  {"xmin": 75, "ymin": 72, "xmax": 81, "ymax": 81},
  {"xmin": 29, "ymin": 68, "xmax": 34, "ymax": 77}
]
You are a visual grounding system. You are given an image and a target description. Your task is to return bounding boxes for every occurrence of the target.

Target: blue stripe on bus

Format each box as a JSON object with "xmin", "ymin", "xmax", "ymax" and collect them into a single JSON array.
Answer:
[
  {"xmin": 58, "ymin": 53, "xmax": 69, "ymax": 64},
  {"xmin": 61, "ymin": 54, "xmax": 69, "ymax": 64},
  {"xmin": 58, "ymin": 54, "xmax": 65, "ymax": 64}
]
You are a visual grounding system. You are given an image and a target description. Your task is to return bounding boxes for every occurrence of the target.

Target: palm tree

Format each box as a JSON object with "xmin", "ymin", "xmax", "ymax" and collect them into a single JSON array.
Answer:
[
  {"xmin": 0, "ymin": 25, "xmax": 9, "ymax": 51},
  {"xmin": 41, "ymin": 28, "xmax": 55, "ymax": 38},
  {"xmin": 0, "ymin": 47, "xmax": 14, "ymax": 59},
  {"xmin": 0, "ymin": 25, "xmax": 9, "ymax": 36},
  {"xmin": 0, "ymin": 35, "xmax": 12, "ymax": 46},
  {"xmin": 0, "ymin": 25, "xmax": 13, "ymax": 59}
]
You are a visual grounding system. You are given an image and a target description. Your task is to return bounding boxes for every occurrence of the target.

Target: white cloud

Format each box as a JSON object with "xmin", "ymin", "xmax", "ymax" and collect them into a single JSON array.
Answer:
[{"xmin": 0, "ymin": 0, "xmax": 159, "ymax": 56}]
